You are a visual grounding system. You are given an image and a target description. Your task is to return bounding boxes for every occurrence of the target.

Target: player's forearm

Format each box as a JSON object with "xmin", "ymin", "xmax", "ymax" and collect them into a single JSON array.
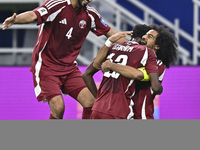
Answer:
[
  {"xmin": 149, "ymin": 72, "xmax": 163, "ymax": 95},
  {"xmin": 108, "ymin": 62, "xmax": 144, "ymax": 80},
  {"xmin": 82, "ymin": 75, "xmax": 98, "ymax": 98},
  {"xmin": 14, "ymin": 11, "xmax": 37, "ymax": 24},
  {"xmin": 93, "ymin": 45, "xmax": 109, "ymax": 70},
  {"xmin": 82, "ymin": 62, "xmax": 99, "ymax": 98},
  {"xmin": 152, "ymin": 84, "xmax": 163, "ymax": 95}
]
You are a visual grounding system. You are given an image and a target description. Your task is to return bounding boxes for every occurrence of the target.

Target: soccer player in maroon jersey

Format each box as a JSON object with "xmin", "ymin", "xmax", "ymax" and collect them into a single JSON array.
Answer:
[
  {"xmin": 83, "ymin": 24, "xmax": 152, "ymax": 98},
  {"xmin": 89, "ymin": 24, "xmax": 178, "ymax": 119},
  {"xmin": 131, "ymin": 24, "xmax": 178, "ymax": 119},
  {"xmin": 2, "ymin": 0, "xmax": 127, "ymax": 119},
  {"xmin": 83, "ymin": 24, "xmax": 163, "ymax": 119}
]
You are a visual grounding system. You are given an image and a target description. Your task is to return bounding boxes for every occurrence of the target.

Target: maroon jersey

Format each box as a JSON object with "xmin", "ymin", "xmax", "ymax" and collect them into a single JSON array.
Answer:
[
  {"xmin": 30, "ymin": 0, "xmax": 110, "ymax": 76},
  {"xmin": 92, "ymin": 41, "xmax": 159, "ymax": 119},
  {"xmin": 133, "ymin": 60, "xmax": 166, "ymax": 119}
]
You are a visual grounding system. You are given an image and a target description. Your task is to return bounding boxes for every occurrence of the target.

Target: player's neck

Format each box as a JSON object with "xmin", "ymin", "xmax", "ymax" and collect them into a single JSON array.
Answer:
[{"xmin": 71, "ymin": 0, "xmax": 81, "ymax": 10}]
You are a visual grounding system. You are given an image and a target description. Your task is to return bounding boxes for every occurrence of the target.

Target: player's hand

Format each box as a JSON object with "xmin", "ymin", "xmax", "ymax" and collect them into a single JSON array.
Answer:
[
  {"xmin": 108, "ymin": 31, "xmax": 133, "ymax": 43},
  {"xmin": 139, "ymin": 39, "xmax": 147, "ymax": 45},
  {"xmin": 101, "ymin": 59, "xmax": 112, "ymax": 73},
  {"xmin": 2, "ymin": 13, "xmax": 17, "ymax": 30}
]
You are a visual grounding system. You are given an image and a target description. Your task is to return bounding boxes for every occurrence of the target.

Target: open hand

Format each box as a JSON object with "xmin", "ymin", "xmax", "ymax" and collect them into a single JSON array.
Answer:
[
  {"xmin": 108, "ymin": 31, "xmax": 133, "ymax": 43},
  {"xmin": 2, "ymin": 13, "xmax": 16, "ymax": 30}
]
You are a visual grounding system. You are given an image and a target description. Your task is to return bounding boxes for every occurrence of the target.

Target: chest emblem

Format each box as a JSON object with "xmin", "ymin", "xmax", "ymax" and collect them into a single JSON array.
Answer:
[{"xmin": 79, "ymin": 20, "xmax": 87, "ymax": 29}]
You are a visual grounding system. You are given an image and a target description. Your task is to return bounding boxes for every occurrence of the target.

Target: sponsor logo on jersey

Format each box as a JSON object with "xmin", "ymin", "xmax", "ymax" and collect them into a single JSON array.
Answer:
[
  {"xmin": 79, "ymin": 20, "xmax": 87, "ymax": 29},
  {"xmin": 101, "ymin": 19, "xmax": 107, "ymax": 27},
  {"xmin": 59, "ymin": 18, "xmax": 67, "ymax": 25},
  {"xmin": 37, "ymin": 7, "xmax": 48, "ymax": 16}
]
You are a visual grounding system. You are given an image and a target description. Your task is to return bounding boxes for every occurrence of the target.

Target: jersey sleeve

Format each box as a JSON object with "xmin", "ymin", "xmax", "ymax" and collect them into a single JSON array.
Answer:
[
  {"xmin": 157, "ymin": 60, "xmax": 166, "ymax": 82},
  {"xmin": 33, "ymin": 0, "xmax": 67, "ymax": 25},
  {"xmin": 86, "ymin": 6, "xmax": 111, "ymax": 36},
  {"xmin": 145, "ymin": 48, "xmax": 159, "ymax": 74}
]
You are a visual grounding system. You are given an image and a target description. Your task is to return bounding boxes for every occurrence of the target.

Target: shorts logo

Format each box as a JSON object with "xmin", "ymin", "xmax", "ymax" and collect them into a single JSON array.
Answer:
[
  {"xmin": 101, "ymin": 19, "xmax": 107, "ymax": 27},
  {"xmin": 79, "ymin": 20, "xmax": 87, "ymax": 29},
  {"xmin": 37, "ymin": 7, "xmax": 48, "ymax": 16}
]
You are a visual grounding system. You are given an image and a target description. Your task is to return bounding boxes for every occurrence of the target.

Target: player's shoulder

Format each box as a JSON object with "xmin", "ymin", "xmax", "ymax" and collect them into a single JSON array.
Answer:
[
  {"xmin": 146, "ymin": 47, "xmax": 157, "ymax": 56},
  {"xmin": 42, "ymin": 0, "xmax": 68, "ymax": 11},
  {"xmin": 86, "ymin": 5, "xmax": 101, "ymax": 18},
  {"xmin": 135, "ymin": 44, "xmax": 150, "ymax": 52},
  {"xmin": 127, "ymin": 41, "xmax": 144, "ymax": 47},
  {"xmin": 157, "ymin": 60, "xmax": 166, "ymax": 70},
  {"xmin": 137, "ymin": 44, "xmax": 147, "ymax": 49},
  {"xmin": 146, "ymin": 47, "xmax": 155, "ymax": 52}
]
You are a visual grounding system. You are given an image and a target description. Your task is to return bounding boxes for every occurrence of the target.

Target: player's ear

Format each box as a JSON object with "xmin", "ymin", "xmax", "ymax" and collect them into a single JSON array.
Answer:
[{"xmin": 155, "ymin": 45, "xmax": 159, "ymax": 51}]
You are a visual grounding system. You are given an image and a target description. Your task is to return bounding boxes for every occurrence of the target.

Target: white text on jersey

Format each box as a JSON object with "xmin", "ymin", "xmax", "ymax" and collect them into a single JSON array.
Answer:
[{"xmin": 112, "ymin": 44, "xmax": 134, "ymax": 52}]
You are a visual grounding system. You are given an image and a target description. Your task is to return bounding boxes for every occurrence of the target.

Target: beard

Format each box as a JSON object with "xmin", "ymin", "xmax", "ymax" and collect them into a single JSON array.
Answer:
[{"xmin": 78, "ymin": 0, "xmax": 87, "ymax": 8}]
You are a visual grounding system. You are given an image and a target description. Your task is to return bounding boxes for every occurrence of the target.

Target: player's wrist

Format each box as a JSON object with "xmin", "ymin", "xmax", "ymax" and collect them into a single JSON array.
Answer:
[
  {"xmin": 108, "ymin": 61, "xmax": 115, "ymax": 70},
  {"xmin": 105, "ymin": 39, "xmax": 113, "ymax": 47},
  {"xmin": 138, "ymin": 67, "xmax": 150, "ymax": 81}
]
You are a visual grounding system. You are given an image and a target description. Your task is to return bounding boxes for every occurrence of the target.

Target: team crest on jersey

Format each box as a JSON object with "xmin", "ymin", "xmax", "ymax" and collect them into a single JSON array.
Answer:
[{"xmin": 79, "ymin": 20, "xmax": 87, "ymax": 29}]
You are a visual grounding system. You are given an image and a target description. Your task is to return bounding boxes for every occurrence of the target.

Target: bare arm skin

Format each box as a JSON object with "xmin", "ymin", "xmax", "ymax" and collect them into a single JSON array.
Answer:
[
  {"xmin": 93, "ymin": 31, "xmax": 133, "ymax": 70},
  {"xmin": 2, "ymin": 11, "xmax": 37, "ymax": 30},
  {"xmin": 93, "ymin": 44, "xmax": 109, "ymax": 70},
  {"xmin": 83, "ymin": 31, "xmax": 132, "ymax": 98},
  {"xmin": 148, "ymin": 72, "xmax": 163, "ymax": 95},
  {"xmin": 82, "ymin": 61, "xmax": 99, "ymax": 98},
  {"xmin": 105, "ymin": 28, "xmax": 129, "ymax": 43},
  {"xmin": 101, "ymin": 60, "xmax": 163, "ymax": 95},
  {"xmin": 101, "ymin": 60, "xmax": 144, "ymax": 80}
]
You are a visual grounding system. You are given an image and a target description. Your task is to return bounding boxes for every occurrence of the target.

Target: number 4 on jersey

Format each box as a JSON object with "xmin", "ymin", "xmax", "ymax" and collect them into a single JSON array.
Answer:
[{"xmin": 66, "ymin": 27, "xmax": 73, "ymax": 39}]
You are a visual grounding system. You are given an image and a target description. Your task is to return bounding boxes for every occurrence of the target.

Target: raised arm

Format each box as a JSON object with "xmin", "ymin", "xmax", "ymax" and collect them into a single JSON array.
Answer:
[
  {"xmin": 93, "ymin": 31, "xmax": 133, "ymax": 70},
  {"xmin": 84, "ymin": 31, "xmax": 132, "ymax": 97},
  {"xmin": 2, "ymin": 11, "xmax": 37, "ymax": 30},
  {"xmin": 104, "ymin": 28, "xmax": 129, "ymax": 43}
]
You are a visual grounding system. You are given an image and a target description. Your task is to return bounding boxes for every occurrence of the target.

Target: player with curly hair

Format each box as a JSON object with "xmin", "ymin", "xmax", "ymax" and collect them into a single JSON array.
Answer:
[
  {"xmin": 132, "ymin": 24, "xmax": 178, "ymax": 119},
  {"xmin": 99, "ymin": 24, "xmax": 178, "ymax": 119},
  {"xmin": 83, "ymin": 24, "xmax": 163, "ymax": 119}
]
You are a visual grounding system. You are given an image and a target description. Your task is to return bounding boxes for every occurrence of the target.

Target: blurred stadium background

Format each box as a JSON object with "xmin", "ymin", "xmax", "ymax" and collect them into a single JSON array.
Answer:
[{"xmin": 0, "ymin": 0, "xmax": 200, "ymax": 119}]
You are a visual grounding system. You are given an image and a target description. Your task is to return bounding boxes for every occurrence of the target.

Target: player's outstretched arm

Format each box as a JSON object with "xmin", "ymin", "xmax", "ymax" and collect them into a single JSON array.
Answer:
[
  {"xmin": 2, "ymin": 11, "xmax": 37, "ymax": 30},
  {"xmin": 82, "ymin": 61, "xmax": 99, "ymax": 98},
  {"xmin": 2, "ymin": 13, "xmax": 17, "ymax": 30}
]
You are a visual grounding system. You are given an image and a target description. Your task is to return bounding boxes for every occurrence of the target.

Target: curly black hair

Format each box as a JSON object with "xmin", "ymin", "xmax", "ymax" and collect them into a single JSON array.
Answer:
[
  {"xmin": 150, "ymin": 24, "xmax": 178, "ymax": 68},
  {"xmin": 131, "ymin": 24, "xmax": 151, "ymax": 40}
]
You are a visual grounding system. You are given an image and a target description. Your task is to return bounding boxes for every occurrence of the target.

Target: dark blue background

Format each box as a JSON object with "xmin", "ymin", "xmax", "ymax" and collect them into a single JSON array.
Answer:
[
  {"xmin": 117, "ymin": 0, "xmax": 195, "ymax": 64},
  {"xmin": 117, "ymin": 0, "xmax": 194, "ymax": 35},
  {"xmin": 0, "ymin": 0, "xmax": 194, "ymax": 46},
  {"xmin": 0, "ymin": 0, "xmax": 196, "ymax": 64}
]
